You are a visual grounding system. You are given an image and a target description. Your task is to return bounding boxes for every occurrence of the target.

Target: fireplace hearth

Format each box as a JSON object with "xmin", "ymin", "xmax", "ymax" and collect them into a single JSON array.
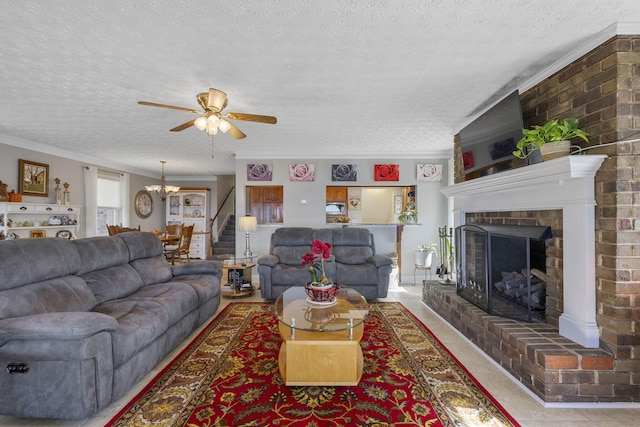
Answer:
[{"xmin": 455, "ymin": 223, "xmax": 551, "ymax": 322}]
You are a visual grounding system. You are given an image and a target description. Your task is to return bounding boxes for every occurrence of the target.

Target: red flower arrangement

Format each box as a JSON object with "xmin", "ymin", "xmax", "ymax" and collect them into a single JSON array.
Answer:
[{"xmin": 301, "ymin": 239, "xmax": 333, "ymax": 286}]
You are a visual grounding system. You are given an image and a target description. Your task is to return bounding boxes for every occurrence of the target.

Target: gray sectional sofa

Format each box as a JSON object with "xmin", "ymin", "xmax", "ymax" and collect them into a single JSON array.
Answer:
[
  {"xmin": 258, "ymin": 227, "xmax": 392, "ymax": 301},
  {"xmin": 0, "ymin": 232, "xmax": 221, "ymax": 419}
]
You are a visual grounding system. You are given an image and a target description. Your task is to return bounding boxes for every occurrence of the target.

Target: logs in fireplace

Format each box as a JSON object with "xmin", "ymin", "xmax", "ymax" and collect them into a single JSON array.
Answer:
[{"xmin": 455, "ymin": 223, "xmax": 551, "ymax": 322}]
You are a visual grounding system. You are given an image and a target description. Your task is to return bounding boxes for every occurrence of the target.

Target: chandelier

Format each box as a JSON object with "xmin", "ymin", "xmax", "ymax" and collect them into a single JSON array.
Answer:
[{"xmin": 145, "ymin": 161, "xmax": 180, "ymax": 201}]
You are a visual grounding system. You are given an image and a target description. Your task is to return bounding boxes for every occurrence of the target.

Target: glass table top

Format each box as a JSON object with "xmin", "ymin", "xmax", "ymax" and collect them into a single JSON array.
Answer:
[{"xmin": 274, "ymin": 287, "xmax": 369, "ymax": 332}]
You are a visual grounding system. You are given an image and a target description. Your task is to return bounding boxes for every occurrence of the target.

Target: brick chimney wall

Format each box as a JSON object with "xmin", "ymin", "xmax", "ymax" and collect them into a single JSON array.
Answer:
[{"xmin": 451, "ymin": 35, "xmax": 640, "ymax": 400}]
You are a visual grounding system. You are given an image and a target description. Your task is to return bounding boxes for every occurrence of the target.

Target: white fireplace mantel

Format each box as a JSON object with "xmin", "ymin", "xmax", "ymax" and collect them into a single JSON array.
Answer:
[{"xmin": 441, "ymin": 155, "xmax": 607, "ymax": 348}]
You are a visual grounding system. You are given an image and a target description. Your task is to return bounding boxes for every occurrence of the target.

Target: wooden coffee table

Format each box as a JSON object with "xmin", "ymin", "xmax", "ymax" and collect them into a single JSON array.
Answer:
[{"xmin": 274, "ymin": 287, "xmax": 369, "ymax": 386}]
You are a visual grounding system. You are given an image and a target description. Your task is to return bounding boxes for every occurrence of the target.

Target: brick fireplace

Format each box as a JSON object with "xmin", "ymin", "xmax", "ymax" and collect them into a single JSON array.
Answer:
[{"xmin": 424, "ymin": 33, "xmax": 640, "ymax": 403}]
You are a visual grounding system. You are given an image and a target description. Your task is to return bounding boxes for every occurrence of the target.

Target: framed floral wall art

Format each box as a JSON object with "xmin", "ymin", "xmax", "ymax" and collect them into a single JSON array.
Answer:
[
  {"xmin": 247, "ymin": 163, "xmax": 272, "ymax": 181},
  {"xmin": 331, "ymin": 164, "xmax": 357, "ymax": 181},
  {"xmin": 19, "ymin": 159, "xmax": 49, "ymax": 197},
  {"xmin": 289, "ymin": 163, "xmax": 315, "ymax": 181},
  {"xmin": 417, "ymin": 164, "xmax": 443, "ymax": 182},
  {"xmin": 373, "ymin": 164, "xmax": 399, "ymax": 181}
]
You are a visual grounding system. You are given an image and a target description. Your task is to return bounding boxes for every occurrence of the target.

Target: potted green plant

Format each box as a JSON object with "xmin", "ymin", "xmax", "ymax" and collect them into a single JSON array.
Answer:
[
  {"xmin": 398, "ymin": 210, "xmax": 418, "ymax": 224},
  {"xmin": 512, "ymin": 118, "xmax": 589, "ymax": 160},
  {"xmin": 415, "ymin": 243, "xmax": 437, "ymax": 268}
]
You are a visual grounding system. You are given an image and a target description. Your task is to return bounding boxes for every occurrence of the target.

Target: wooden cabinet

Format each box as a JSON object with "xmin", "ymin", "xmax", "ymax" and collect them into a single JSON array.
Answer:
[
  {"xmin": 165, "ymin": 188, "xmax": 210, "ymax": 259},
  {"xmin": 0, "ymin": 202, "xmax": 81, "ymax": 239},
  {"xmin": 326, "ymin": 186, "xmax": 347, "ymax": 203},
  {"xmin": 247, "ymin": 186, "xmax": 283, "ymax": 224}
]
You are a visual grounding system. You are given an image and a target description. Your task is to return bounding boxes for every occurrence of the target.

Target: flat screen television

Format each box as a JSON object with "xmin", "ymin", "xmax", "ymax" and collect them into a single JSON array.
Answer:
[{"xmin": 459, "ymin": 90, "xmax": 526, "ymax": 179}]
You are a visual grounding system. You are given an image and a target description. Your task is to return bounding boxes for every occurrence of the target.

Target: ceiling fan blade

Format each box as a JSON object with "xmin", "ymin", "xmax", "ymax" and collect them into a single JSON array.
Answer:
[
  {"xmin": 226, "ymin": 122, "xmax": 247, "ymax": 139},
  {"xmin": 226, "ymin": 112, "xmax": 277, "ymax": 124},
  {"xmin": 138, "ymin": 101, "xmax": 202, "ymax": 114},
  {"xmin": 170, "ymin": 118, "xmax": 196, "ymax": 132}
]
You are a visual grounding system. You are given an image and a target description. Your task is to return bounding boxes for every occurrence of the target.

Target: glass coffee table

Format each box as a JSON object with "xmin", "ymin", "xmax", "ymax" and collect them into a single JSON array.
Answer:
[{"xmin": 274, "ymin": 286, "xmax": 369, "ymax": 386}]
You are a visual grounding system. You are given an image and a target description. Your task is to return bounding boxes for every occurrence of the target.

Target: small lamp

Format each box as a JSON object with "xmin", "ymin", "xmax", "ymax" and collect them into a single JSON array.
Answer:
[{"xmin": 238, "ymin": 215, "xmax": 257, "ymax": 258}]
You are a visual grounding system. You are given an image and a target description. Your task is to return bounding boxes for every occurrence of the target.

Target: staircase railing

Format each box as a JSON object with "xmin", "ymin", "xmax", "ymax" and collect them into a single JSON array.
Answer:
[{"xmin": 209, "ymin": 186, "xmax": 235, "ymax": 256}]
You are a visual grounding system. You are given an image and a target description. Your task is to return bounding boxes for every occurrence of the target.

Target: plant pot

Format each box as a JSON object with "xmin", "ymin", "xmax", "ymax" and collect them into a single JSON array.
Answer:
[
  {"xmin": 539, "ymin": 140, "xmax": 570, "ymax": 161},
  {"xmin": 414, "ymin": 251, "xmax": 433, "ymax": 268},
  {"xmin": 304, "ymin": 282, "xmax": 340, "ymax": 304}
]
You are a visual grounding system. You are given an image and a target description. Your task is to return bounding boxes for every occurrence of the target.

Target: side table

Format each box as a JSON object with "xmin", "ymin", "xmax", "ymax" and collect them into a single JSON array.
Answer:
[{"xmin": 221, "ymin": 261, "xmax": 256, "ymax": 298}]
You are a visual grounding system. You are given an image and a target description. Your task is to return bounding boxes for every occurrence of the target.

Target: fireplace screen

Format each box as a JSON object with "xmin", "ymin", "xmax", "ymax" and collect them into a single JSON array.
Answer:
[{"xmin": 455, "ymin": 223, "xmax": 551, "ymax": 322}]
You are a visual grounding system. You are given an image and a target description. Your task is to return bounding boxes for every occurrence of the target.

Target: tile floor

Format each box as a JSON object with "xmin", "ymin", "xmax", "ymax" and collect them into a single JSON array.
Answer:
[{"xmin": 1, "ymin": 283, "xmax": 638, "ymax": 426}]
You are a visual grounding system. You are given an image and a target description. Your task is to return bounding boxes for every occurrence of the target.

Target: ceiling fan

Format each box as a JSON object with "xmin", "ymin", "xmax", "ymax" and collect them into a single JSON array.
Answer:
[{"xmin": 138, "ymin": 88, "xmax": 277, "ymax": 139}]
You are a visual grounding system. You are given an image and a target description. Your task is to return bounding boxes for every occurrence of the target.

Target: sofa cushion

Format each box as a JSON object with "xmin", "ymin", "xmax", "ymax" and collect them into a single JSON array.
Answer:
[
  {"xmin": 168, "ymin": 275, "xmax": 220, "ymax": 305},
  {"xmin": 92, "ymin": 283, "xmax": 198, "ymax": 366},
  {"xmin": 272, "ymin": 246, "xmax": 312, "ymax": 266},
  {"xmin": 0, "ymin": 238, "xmax": 80, "ymax": 291},
  {"xmin": 81, "ymin": 264, "xmax": 145, "ymax": 304},
  {"xmin": 117, "ymin": 231, "xmax": 164, "ymax": 260},
  {"xmin": 332, "ymin": 228, "xmax": 373, "ymax": 247},
  {"xmin": 272, "ymin": 227, "xmax": 314, "ymax": 246},
  {"xmin": 73, "ymin": 236, "xmax": 130, "ymax": 275},
  {"xmin": 130, "ymin": 256, "xmax": 173, "ymax": 285},
  {"xmin": 0, "ymin": 276, "xmax": 97, "ymax": 320},
  {"xmin": 332, "ymin": 246, "xmax": 373, "ymax": 265},
  {"xmin": 336, "ymin": 262, "xmax": 378, "ymax": 285}
]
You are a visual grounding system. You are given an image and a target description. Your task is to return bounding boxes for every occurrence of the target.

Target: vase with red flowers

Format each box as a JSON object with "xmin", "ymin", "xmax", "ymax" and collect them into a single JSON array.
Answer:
[{"xmin": 301, "ymin": 239, "xmax": 340, "ymax": 303}]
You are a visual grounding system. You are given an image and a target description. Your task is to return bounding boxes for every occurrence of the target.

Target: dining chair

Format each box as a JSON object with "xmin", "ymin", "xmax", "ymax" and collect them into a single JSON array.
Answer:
[
  {"xmin": 163, "ymin": 223, "xmax": 183, "ymax": 263},
  {"xmin": 175, "ymin": 224, "xmax": 194, "ymax": 264}
]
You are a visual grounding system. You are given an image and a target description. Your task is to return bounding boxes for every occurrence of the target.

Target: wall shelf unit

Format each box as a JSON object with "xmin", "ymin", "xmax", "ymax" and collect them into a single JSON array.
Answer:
[{"xmin": 0, "ymin": 202, "xmax": 82, "ymax": 239}]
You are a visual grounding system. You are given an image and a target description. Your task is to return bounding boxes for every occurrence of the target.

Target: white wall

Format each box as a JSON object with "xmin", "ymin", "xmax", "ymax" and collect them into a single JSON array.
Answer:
[{"xmin": 235, "ymin": 158, "xmax": 450, "ymax": 282}]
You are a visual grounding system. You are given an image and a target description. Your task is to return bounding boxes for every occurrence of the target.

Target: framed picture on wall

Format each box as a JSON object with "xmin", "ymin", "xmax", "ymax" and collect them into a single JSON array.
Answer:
[
  {"xmin": 394, "ymin": 195, "xmax": 403, "ymax": 214},
  {"xmin": 417, "ymin": 164, "xmax": 443, "ymax": 182},
  {"xmin": 18, "ymin": 159, "xmax": 49, "ymax": 197},
  {"xmin": 289, "ymin": 163, "xmax": 315, "ymax": 181},
  {"xmin": 373, "ymin": 164, "xmax": 399, "ymax": 181},
  {"xmin": 331, "ymin": 164, "xmax": 357, "ymax": 181},
  {"xmin": 348, "ymin": 196, "xmax": 361, "ymax": 210},
  {"xmin": 247, "ymin": 163, "xmax": 272, "ymax": 181}
]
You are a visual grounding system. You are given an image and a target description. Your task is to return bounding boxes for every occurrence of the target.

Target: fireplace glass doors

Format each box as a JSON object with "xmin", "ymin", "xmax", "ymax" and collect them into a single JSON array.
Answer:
[{"xmin": 455, "ymin": 223, "xmax": 551, "ymax": 322}]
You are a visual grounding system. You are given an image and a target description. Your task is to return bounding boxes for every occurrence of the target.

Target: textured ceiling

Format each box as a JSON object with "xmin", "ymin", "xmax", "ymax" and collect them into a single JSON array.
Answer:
[{"xmin": 1, "ymin": 1, "xmax": 639, "ymax": 178}]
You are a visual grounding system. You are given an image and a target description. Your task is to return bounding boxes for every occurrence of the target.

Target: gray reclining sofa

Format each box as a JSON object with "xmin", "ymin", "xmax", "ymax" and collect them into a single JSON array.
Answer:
[
  {"xmin": 0, "ymin": 232, "xmax": 221, "ymax": 419},
  {"xmin": 258, "ymin": 227, "xmax": 392, "ymax": 301}
]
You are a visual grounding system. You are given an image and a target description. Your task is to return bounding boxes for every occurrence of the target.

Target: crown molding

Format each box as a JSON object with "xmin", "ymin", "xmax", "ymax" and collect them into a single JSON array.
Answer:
[
  {"xmin": 234, "ymin": 148, "xmax": 453, "ymax": 160},
  {"xmin": 1, "ymin": 134, "xmax": 154, "ymax": 178}
]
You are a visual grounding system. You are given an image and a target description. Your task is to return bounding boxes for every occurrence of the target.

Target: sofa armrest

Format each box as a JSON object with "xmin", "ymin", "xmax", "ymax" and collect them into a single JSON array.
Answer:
[
  {"xmin": 172, "ymin": 260, "xmax": 221, "ymax": 278},
  {"xmin": 0, "ymin": 312, "xmax": 117, "ymax": 342},
  {"xmin": 370, "ymin": 254, "xmax": 393, "ymax": 268},
  {"xmin": 257, "ymin": 254, "xmax": 280, "ymax": 268}
]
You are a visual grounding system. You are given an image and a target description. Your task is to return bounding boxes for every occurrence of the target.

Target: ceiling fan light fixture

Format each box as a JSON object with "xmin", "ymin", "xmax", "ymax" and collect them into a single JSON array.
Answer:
[
  {"xmin": 206, "ymin": 125, "xmax": 218, "ymax": 135},
  {"xmin": 194, "ymin": 116, "xmax": 208, "ymax": 130},
  {"xmin": 207, "ymin": 115, "xmax": 220, "ymax": 126},
  {"xmin": 218, "ymin": 119, "xmax": 231, "ymax": 133},
  {"xmin": 207, "ymin": 88, "xmax": 227, "ymax": 111}
]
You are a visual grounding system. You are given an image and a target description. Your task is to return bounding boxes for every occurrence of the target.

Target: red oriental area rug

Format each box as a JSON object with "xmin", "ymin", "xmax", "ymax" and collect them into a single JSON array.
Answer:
[{"xmin": 107, "ymin": 302, "xmax": 520, "ymax": 427}]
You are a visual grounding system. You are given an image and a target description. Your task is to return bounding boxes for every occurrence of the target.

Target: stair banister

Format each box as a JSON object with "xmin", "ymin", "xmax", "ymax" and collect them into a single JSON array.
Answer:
[{"xmin": 209, "ymin": 186, "xmax": 235, "ymax": 256}]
